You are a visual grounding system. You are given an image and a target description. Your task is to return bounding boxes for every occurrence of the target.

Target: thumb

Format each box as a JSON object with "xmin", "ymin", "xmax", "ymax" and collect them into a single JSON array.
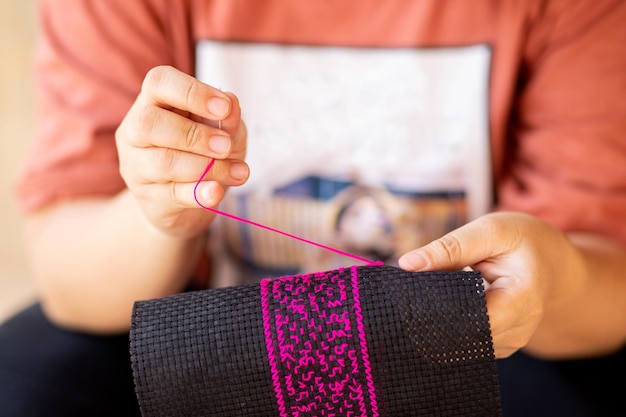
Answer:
[{"xmin": 398, "ymin": 215, "xmax": 508, "ymax": 271}]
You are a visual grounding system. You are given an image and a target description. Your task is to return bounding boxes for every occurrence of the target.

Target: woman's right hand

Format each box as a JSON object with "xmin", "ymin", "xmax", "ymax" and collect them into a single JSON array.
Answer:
[{"xmin": 116, "ymin": 65, "xmax": 249, "ymax": 238}]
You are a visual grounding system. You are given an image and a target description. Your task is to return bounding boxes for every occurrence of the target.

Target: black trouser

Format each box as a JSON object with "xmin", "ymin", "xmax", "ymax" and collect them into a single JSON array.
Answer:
[
  {"xmin": 497, "ymin": 344, "xmax": 626, "ymax": 417},
  {"xmin": 1, "ymin": 303, "xmax": 625, "ymax": 417},
  {"xmin": 0, "ymin": 304, "xmax": 140, "ymax": 417}
]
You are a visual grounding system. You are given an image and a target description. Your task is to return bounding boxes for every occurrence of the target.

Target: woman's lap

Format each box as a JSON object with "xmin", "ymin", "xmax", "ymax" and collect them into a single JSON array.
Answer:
[
  {"xmin": 498, "ymin": 345, "xmax": 626, "ymax": 416},
  {"xmin": 1, "ymin": 302, "xmax": 624, "ymax": 417},
  {"xmin": 0, "ymin": 303, "xmax": 140, "ymax": 417}
]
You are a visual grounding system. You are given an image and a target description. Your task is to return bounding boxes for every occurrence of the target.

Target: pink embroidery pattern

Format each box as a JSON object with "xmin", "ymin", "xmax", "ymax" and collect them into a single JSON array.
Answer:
[{"xmin": 261, "ymin": 267, "xmax": 379, "ymax": 417}]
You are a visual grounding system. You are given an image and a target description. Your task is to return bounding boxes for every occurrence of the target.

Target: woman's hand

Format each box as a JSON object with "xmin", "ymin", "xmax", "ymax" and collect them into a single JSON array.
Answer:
[
  {"xmin": 116, "ymin": 65, "xmax": 248, "ymax": 238},
  {"xmin": 398, "ymin": 212, "xmax": 585, "ymax": 359}
]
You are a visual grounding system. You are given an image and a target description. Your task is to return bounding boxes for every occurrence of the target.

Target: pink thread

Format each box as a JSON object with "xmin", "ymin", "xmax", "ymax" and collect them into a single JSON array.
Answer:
[
  {"xmin": 193, "ymin": 159, "xmax": 384, "ymax": 266},
  {"xmin": 350, "ymin": 265, "xmax": 380, "ymax": 416},
  {"xmin": 261, "ymin": 278, "xmax": 288, "ymax": 417}
]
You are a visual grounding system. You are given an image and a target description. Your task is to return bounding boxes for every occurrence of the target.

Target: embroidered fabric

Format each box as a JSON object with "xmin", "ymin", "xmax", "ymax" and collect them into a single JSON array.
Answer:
[{"xmin": 130, "ymin": 266, "xmax": 502, "ymax": 416}]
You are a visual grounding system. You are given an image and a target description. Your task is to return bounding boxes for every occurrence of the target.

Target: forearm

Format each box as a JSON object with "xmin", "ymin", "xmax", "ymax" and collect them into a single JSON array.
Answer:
[
  {"xmin": 525, "ymin": 232, "xmax": 626, "ymax": 359},
  {"xmin": 26, "ymin": 189, "xmax": 206, "ymax": 334}
]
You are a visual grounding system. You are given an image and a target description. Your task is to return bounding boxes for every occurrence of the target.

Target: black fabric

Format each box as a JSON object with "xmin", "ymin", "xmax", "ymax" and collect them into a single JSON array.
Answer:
[
  {"xmin": 130, "ymin": 265, "xmax": 502, "ymax": 416},
  {"xmin": 0, "ymin": 303, "xmax": 141, "ymax": 417}
]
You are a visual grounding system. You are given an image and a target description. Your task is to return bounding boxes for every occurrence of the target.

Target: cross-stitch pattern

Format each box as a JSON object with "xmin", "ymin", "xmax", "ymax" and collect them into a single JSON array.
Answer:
[
  {"xmin": 130, "ymin": 266, "xmax": 502, "ymax": 416},
  {"xmin": 260, "ymin": 266, "xmax": 378, "ymax": 416}
]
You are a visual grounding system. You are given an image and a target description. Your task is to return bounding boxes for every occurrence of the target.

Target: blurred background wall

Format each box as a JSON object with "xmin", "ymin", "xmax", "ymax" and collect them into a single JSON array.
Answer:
[{"xmin": 0, "ymin": 1, "xmax": 37, "ymax": 322}]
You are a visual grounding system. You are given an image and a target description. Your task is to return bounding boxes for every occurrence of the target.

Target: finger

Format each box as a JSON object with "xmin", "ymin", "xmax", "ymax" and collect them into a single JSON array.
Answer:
[
  {"xmin": 206, "ymin": 157, "xmax": 250, "ymax": 185},
  {"xmin": 480, "ymin": 287, "xmax": 521, "ymax": 359},
  {"xmin": 130, "ymin": 148, "xmax": 249, "ymax": 185},
  {"xmin": 484, "ymin": 276, "xmax": 542, "ymax": 358},
  {"xmin": 143, "ymin": 180, "xmax": 226, "ymax": 210},
  {"xmin": 217, "ymin": 92, "xmax": 242, "ymax": 133},
  {"xmin": 140, "ymin": 65, "xmax": 232, "ymax": 121},
  {"xmin": 193, "ymin": 92, "xmax": 243, "ymax": 133},
  {"xmin": 228, "ymin": 107, "xmax": 247, "ymax": 159},
  {"xmin": 483, "ymin": 280, "xmax": 521, "ymax": 337},
  {"xmin": 127, "ymin": 104, "xmax": 233, "ymax": 158},
  {"xmin": 491, "ymin": 323, "xmax": 533, "ymax": 359},
  {"xmin": 398, "ymin": 214, "xmax": 514, "ymax": 271},
  {"xmin": 191, "ymin": 180, "xmax": 226, "ymax": 208}
]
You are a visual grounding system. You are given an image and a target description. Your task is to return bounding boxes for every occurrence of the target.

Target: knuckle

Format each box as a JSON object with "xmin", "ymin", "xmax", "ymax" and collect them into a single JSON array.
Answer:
[
  {"xmin": 153, "ymin": 148, "xmax": 177, "ymax": 174},
  {"xmin": 431, "ymin": 234, "xmax": 463, "ymax": 264},
  {"xmin": 118, "ymin": 162, "xmax": 130, "ymax": 183},
  {"xmin": 133, "ymin": 105, "xmax": 158, "ymax": 139},
  {"xmin": 116, "ymin": 148, "xmax": 138, "ymax": 185},
  {"xmin": 168, "ymin": 182, "xmax": 183, "ymax": 208},
  {"xmin": 183, "ymin": 80, "xmax": 202, "ymax": 110},
  {"xmin": 205, "ymin": 159, "xmax": 224, "ymax": 180},
  {"xmin": 142, "ymin": 65, "xmax": 170, "ymax": 91},
  {"xmin": 184, "ymin": 121, "xmax": 204, "ymax": 150}
]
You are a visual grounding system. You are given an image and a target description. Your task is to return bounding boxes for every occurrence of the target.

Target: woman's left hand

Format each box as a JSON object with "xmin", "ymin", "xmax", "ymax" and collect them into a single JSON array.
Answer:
[{"xmin": 398, "ymin": 211, "xmax": 584, "ymax": 359}]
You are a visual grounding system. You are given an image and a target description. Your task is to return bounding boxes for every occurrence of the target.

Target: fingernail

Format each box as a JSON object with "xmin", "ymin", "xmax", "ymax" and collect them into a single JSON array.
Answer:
[
  {"xmin": 398, "ymin": 251, "xmax": 428, "ymax": 271},
  {"xmin": 208, "ymin": 135, "xmax": 230, "ymax": 155},
  {"xmin": 207, "ymin": 97, "xmax": 230, "ymax": 118},
  {"xmin": 199, "ymin": 181, "xmax": 217, "ymax": 205},
  {"xmin": 230, "ymin": 162, "xmax": 249, "ymax": 180}
]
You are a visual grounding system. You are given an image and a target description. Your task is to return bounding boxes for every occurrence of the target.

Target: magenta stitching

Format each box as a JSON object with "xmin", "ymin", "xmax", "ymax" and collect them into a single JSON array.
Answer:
[
  {"xmin": 261, "ymin": 268, "xmax": 378, "ymax": 416},
  {"xmin": 194, "ymin": 159, "xmax": 383, "ymax": 266},
  {"xmin": 261, "ymin": 278, "xmax": 288, "ymax": 417},
  {"xmin": 351, "ymin": 265, "xmax": 380, "ymax": 417}
]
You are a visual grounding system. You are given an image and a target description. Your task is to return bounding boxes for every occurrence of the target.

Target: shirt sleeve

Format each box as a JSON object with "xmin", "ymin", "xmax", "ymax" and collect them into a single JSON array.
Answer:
[
  {"xmin": 15, "ymin": 0, "xmax": 193, "ymax": 212},
  {"xmin": 496, "ymin": 0, "xmax": 626, "ymax": 245}
]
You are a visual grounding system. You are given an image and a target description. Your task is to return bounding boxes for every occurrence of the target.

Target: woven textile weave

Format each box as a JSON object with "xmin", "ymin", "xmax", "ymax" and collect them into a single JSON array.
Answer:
[{"xmin": 130, "ymin": 265, "xmax": 502, "ymax": 416}]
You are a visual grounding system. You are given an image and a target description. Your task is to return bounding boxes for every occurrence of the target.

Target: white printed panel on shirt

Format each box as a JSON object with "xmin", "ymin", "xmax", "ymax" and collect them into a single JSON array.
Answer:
[{"xmin": 196, "ymin": 41, "xmax": 492, "ymax": 282}]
